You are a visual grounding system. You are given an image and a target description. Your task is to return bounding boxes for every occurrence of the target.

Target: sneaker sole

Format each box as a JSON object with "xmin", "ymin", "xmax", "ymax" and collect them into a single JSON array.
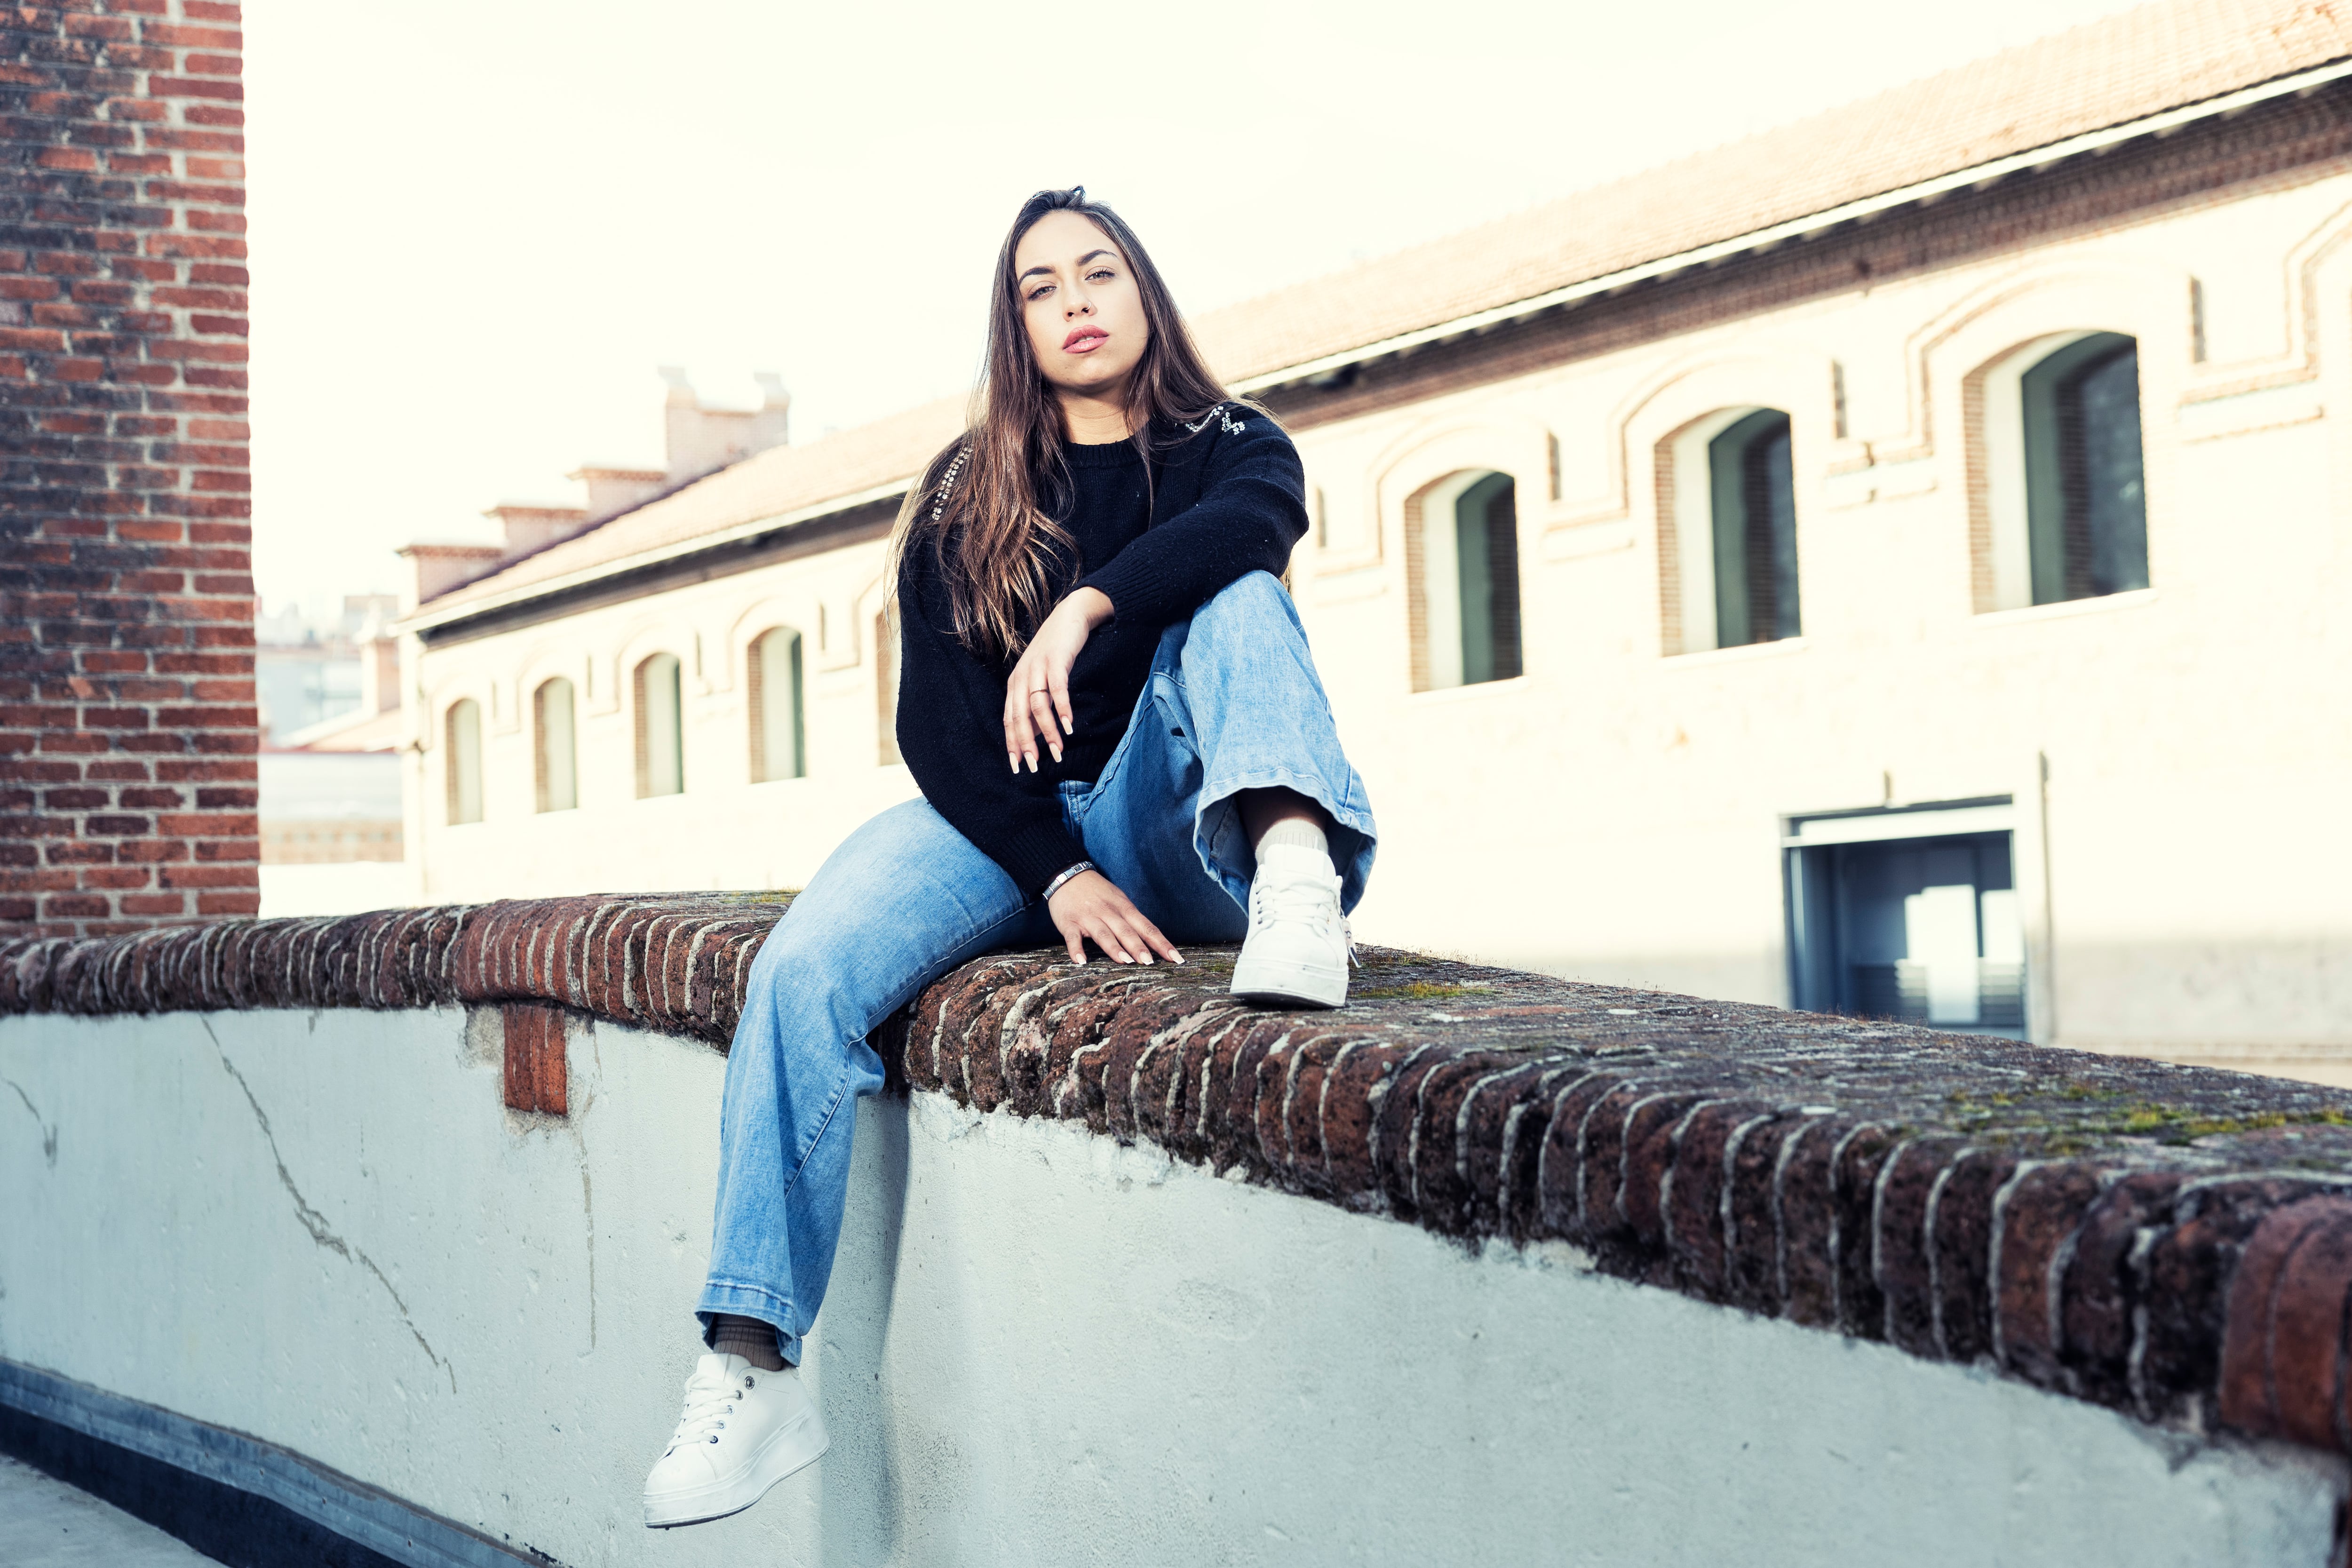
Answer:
[
  {"xmin": 1229, "ymin": 958, "xmax": 1347, "ymax": 1010},
  {"xmin": 644, "ymin": 1407, "xmax": 829, "ymax": 1528}
]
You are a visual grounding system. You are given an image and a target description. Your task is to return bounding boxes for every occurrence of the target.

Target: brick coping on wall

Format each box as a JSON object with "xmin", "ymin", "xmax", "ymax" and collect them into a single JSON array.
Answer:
[{"xmin": 8, "ymin": 893, "xmax": 2352, "ymax": 1469}]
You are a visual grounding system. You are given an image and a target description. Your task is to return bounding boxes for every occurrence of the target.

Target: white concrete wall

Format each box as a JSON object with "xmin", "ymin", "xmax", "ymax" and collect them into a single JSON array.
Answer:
[
  {"xmin": 404, "ymin": 171, "xmax": 2352, "ymax": 1061},
  {"xmin": 1, "ymin": 1006, "xmax": 2342, "ymax": 1567}
]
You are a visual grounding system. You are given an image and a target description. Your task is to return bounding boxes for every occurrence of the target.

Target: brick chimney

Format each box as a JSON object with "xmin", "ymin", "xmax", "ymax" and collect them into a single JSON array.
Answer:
[
  {"xmin": 660, "ymin": 367, "xmax": 790, "ymax": 484},
  {"xmin": 396, "ymin": 543, "xmax": 506, "ymax": 610},
  {"xmin": 397, "ymin": 370, "xmax": 791, "ymax": 611},
  {"xmin": 570, "ymin": 464, "xmax": 667, "ymax": 523},
  {"xmin": 482, "ymin": 502, "xmax": 591, "ymax": 559},
  {"xmin": 0, "ymin": 0, "xmax": 258, "ymax": 939},
  {"xmin": 359, "ymin": 632, "xmax": 399, "ymax": 718}
]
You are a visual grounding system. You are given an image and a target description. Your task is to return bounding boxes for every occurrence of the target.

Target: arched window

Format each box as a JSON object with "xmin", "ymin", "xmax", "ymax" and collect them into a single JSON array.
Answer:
[
  {"xmin": 748, "ymin": 628, "xmax": 804, "ymax": 782},
  {"xmin": 1408, "ymin": 469, "xmax": 1522, "ymax": 691},
  {"xmin": 534, "ymin": 676, "xmax": 577, "ymax": 812},
  {"xmin": 2002, "ymin": 333, "xmax": 2148, "ymax": 608},
  {"xmin": 634, "ymin": 652, "xmax": 683, "ymax": 798},
  {"xmin": 444, "ymin": 698, "xmax": 483, "ymax": 825},
  {"xmin": 875, "ymin": 609, "xmax": 901, "ymax": 765},
  {"xmin": 1664, "ymin": 408, "xmax": 1801, "ymax": 653}
]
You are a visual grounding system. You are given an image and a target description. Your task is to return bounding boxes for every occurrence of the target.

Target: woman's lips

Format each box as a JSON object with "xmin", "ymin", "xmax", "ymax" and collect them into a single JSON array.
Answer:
[{"xmin": 1063, "ymin": 327, "xmax": 1107, "ymax": 352}]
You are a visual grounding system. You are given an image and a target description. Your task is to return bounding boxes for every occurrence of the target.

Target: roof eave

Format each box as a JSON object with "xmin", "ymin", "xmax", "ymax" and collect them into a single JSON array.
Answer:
[
  {"xmin": 1231, "ymin": 55, "xmax": 2352, "ymax": 398},
  {"xmin": 394, "ymin": 54, "xmax": 2352, "ymax": 639},
  {"xmin": 392, "ymin": 473, "xmax": 912, "ymax": 637}
]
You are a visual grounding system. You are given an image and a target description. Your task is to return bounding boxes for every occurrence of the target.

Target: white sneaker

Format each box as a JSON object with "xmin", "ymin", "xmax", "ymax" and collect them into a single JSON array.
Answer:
[
  {"xmin": 643, "ymin": 1353, "xmax": 828, "ymax": 1528},
  {"xmin": 1230, "ymin": 843, "xmax": 1351, "ymax": 1009}
]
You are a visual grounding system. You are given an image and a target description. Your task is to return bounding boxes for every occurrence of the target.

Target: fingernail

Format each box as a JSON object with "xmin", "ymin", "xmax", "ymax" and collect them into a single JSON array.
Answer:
[{"xmin": 1049, "ymin": 747, "xmax": 1062, "ymax": 763}]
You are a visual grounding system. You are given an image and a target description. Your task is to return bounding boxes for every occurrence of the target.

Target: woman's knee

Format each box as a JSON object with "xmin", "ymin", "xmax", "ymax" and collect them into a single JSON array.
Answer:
[
  {"xmin": 1208, "ymin": 569, "xmax": 1287, "ymax": 610},
  {"xmin": 741, "ymin": 895, "xmax": 876, "ymax": 1015},
  {"xmin": 735, "ymin": 939, "xmax": 875, "ymax": 1076},
  {"xmin": 1191, "ymin": 570, "xmax": 1301, "ymax": 640}
]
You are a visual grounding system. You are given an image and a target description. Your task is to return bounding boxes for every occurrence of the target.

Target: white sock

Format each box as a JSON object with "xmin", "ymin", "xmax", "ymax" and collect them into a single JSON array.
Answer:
[{"xmin": 1255, "ymin": 816, "xmax": 1332, "ymax": 872}]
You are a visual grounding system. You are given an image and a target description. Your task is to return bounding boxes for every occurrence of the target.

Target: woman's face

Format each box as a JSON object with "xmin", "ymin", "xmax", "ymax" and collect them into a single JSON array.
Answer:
[{"xmin": 1014, "ymin": 210, "xmax": 1149, "ymax": 406}]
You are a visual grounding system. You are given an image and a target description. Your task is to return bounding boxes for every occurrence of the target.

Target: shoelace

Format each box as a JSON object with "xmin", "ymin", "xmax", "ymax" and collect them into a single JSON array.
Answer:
[
  {"xmin": 666, "ymin": 1366, "xmax": 755, "ymax": 1454},
  {"xmin": 1249, "ymin": 868, "xmax": 1360, "ymax": 967},
  {"xmin": 1252, "ymin": 873, "xmax": 1341, "ymax": 934}
]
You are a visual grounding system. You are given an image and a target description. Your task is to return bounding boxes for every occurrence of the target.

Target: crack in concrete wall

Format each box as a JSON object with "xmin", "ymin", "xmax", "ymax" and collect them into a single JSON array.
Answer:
[
  {"xmin": 4, "ymin": 1078, "xmax": 56, "ymax": 1168},
  {"xmin": 576, "ymin": 1021, "xmax": 597, "ymax": 1351},
  {"xmin": 202, "ymin": 1021, "xmax": 457, "ymax": 1395},
  {"xmin": 568, "ymin": 1121, "xmax": 597, "ymax": 1353}
]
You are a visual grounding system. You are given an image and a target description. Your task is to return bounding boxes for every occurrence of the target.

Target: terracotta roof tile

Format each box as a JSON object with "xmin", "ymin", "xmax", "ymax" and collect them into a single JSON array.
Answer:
[
  {"xmin": 410, "ymin": 0, "xmax": 2351, "ymax": 622},
  {"xmin": 1191, "ymin": 0, "xmax": 2352, "ymax": 381},
  {"xmin": 412, "ymin": 396, "xmax": 964, "ymax": 619}
]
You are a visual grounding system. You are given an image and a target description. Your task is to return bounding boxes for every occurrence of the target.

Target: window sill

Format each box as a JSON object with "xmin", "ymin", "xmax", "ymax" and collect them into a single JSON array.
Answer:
[
  {"xmin": 1972, "ymin": 587, "xmax": 2159, "ymax": 627},
  {"xmin": 1663, "ymin": 636, "xmax": 1812, "ymax": 668}
]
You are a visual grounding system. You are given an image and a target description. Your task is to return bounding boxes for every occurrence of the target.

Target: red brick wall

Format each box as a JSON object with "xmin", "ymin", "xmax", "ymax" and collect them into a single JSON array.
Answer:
[{"xmin": 0, "ymin": 1, "xmax": 254, "ymax": 938}]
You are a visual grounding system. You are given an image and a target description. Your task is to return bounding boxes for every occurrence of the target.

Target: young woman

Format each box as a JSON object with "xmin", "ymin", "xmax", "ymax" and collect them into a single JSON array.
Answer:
[{"xmin": 641, "ymin": 187, "xmax": 1377, "ymax": 1528}]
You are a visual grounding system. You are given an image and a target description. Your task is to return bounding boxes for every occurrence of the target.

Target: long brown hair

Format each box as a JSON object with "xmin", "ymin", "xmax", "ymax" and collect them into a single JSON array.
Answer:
[{"xmin": 892, "ymin": 186, "xmax": 1235, "ymax": 661}]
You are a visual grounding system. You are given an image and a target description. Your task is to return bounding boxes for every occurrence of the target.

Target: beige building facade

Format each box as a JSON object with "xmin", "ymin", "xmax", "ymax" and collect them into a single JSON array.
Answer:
[{"xmin": 397, "ymin": 3, "xmax": 2352, "ymax": 1072}]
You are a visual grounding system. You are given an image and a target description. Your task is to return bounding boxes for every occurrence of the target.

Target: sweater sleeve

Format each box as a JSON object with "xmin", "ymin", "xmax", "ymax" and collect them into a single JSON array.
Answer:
[
  {"xmin": 1076, "ymin": 409, "xmax": 1308, "ymax": 629},
  {"xmin": 893, "ymin": 546, "xmax": 1091, "ymax": 900}
]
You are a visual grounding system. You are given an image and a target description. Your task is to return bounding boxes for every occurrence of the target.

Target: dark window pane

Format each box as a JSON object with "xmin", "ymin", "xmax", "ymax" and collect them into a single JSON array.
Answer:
[
  {"xmin": 1455, "ymin": 472, "xmax": 1520, "ymax": 684},
  {"xmin": 1745, "ymin": 421, "xmax": 1802, "ymax": 642},
  {"xmin": 1708, "ymin": 409, "xmax": 1799, "ymax": 647},
  {"xmin": 2071, "ymin": 346, "xmax": 2150, "ymax": 596},
  {"xmin": 2022, "ymin": 332, "xmax": 2146, "ymax": 604}
]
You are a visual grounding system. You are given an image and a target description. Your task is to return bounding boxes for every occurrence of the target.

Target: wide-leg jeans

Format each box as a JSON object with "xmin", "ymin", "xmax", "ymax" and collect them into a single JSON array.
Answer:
[{"xmin": 696, "ymin": 571, "xmax": 1377, "ymax": 1363}]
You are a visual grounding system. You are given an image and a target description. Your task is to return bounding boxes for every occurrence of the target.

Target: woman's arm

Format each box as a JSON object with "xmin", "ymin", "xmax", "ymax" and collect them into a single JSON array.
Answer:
[
  {"xmin": 1078, "ymin": 410, "xmax": 1308, "ymax": 628},
  {"xmin": 1001, "ymin": 413, "xmax": 1307, "ymax": 769},
  {"xmin": 896, "ymin": 556, "xmax": 1180, "ymax": 965},
  {"xmin": 894, "ymin": 556, "xmax": 1089, "ymax": 895}
]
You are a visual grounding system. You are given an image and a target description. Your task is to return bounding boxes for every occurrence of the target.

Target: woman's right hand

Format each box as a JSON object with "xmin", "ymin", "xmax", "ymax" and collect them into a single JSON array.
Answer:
[
  {"xmin": 1047, "ymin": 869, "xmax": 1183, "ymax": 965},
  {"xmin": 1003, "ymin": 586, "xmax": 1113, "ymax": 772}
]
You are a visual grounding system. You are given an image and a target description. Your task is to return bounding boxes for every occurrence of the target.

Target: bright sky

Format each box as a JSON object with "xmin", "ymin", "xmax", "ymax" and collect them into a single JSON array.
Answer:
[{"xmin": 244, "ymin": 0, "xmax": 2147, "ymax": 616}]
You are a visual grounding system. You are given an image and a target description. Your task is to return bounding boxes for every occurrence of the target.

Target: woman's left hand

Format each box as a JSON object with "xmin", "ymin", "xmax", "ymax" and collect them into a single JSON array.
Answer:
[{"xmin": 1004, "ymin": 586, "xmax": 1113, "ymax": 772}]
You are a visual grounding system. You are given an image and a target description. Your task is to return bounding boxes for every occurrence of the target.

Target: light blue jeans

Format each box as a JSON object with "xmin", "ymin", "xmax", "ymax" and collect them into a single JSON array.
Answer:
[{"xmin": 697, "ymin": 572, "xmax": 1376, "ymax": 1362}]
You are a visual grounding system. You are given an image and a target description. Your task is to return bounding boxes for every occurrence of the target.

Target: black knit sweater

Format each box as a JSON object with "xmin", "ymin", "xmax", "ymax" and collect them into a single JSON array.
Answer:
[{"xmin": 894, "ymin": 406, "xmax": 1308, "ymax": 898}]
